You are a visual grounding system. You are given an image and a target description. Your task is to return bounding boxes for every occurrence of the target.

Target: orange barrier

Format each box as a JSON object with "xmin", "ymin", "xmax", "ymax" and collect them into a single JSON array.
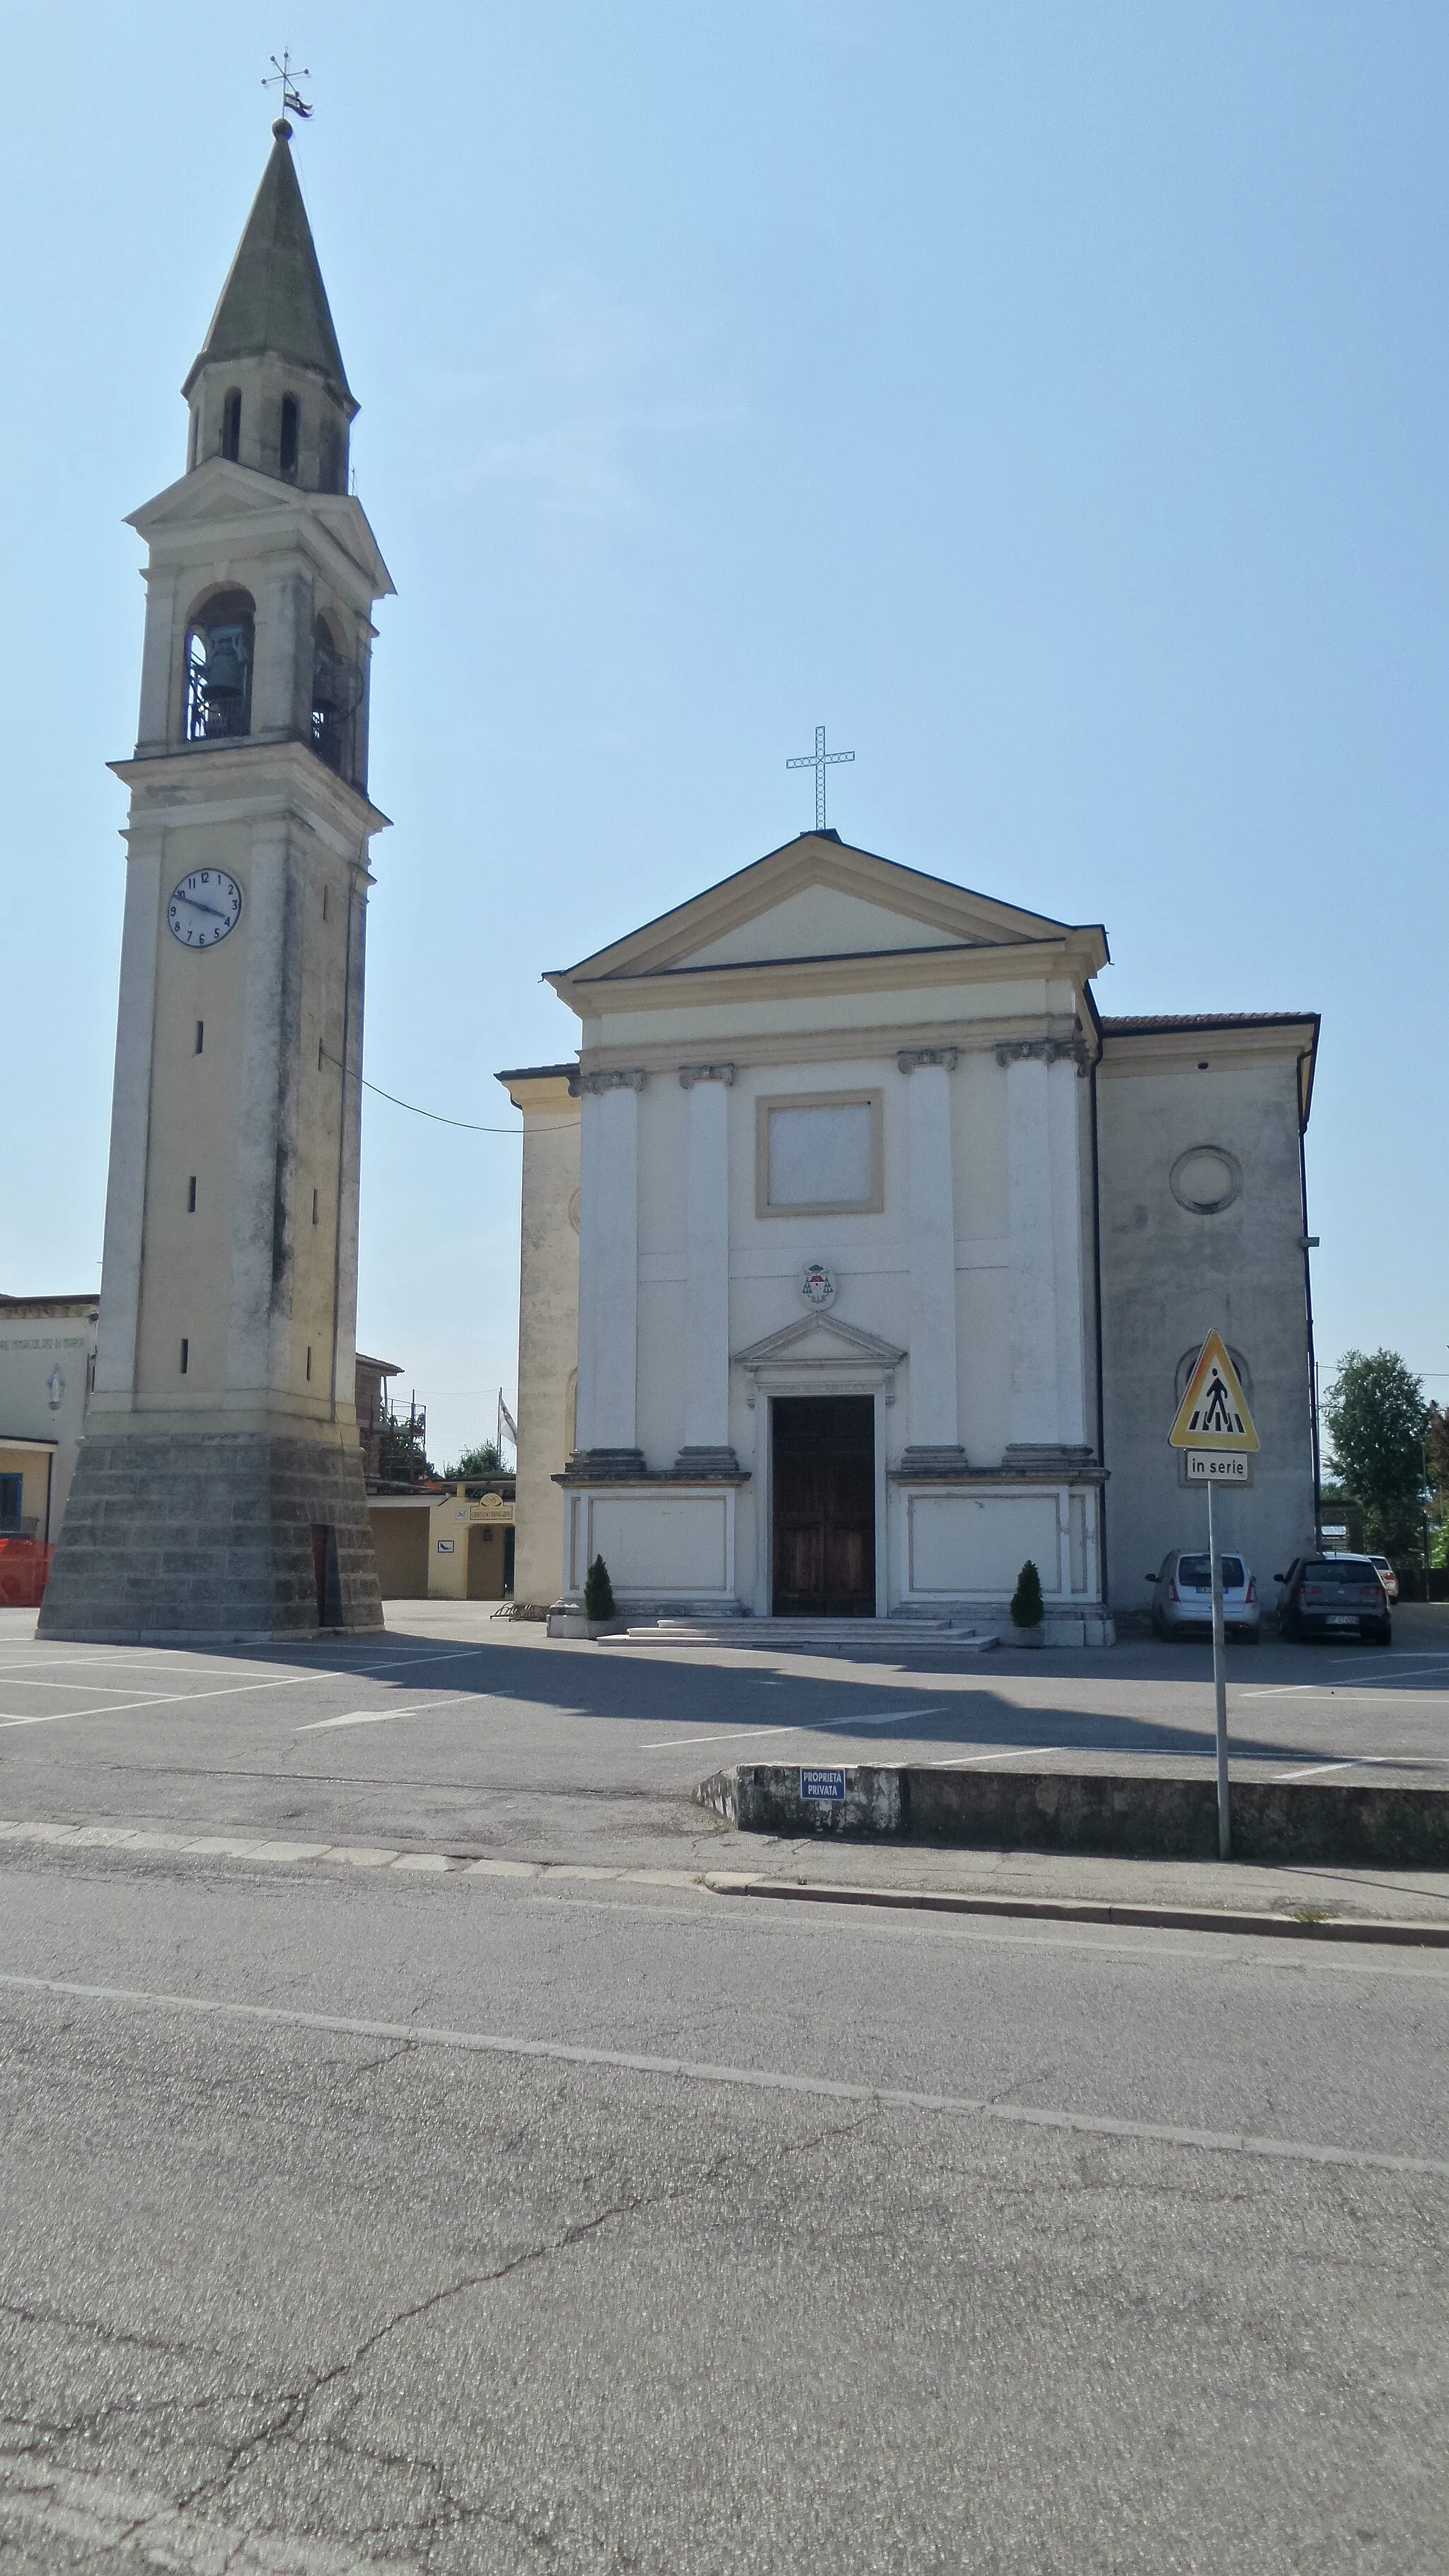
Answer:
[{"xmin": 0, "ymin": 1540, "xmax": 55, "ymax": 1609}]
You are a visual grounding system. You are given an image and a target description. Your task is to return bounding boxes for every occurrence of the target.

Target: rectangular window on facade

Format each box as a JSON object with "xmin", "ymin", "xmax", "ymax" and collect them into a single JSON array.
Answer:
[
  {"xmin": 180, "ymin": 1339, "xmax": 189, "ymax": 1374},
  {"xmin": 0, "ymin": 1474, "xmax": 23, "ymax": 1532},
  {"xmin": 756, "ymin": 1091, "xmax": 883, "ymax": 1217},
  {"xmin": 187, "ymin": 1176, "xmax": 197, "ymax": 1212},
  {"xmin": 195, "ymin": 1022, "xmax": 204, "ymax": 1055}
]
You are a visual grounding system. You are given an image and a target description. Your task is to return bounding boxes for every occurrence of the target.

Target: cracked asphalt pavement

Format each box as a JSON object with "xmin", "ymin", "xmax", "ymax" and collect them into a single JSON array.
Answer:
[
  {"xmin": 0, "ymin": 1609, "xmax": 1445, "ymax": 2570},
  {"xmin": 1, "ymin": 1841, "xmax": 1447, "ymax": 2571}
]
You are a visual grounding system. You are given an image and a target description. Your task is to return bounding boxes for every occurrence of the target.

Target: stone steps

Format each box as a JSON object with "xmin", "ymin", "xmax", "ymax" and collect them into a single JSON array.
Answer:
[{"xmin": 601, "ymin": 1617, "xmax": 1000, "ymax": 1653}]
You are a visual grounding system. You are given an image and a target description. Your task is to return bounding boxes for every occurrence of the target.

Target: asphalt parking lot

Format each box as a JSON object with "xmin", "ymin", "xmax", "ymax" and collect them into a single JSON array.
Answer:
[{"xmin": 1, "ymin": 1600, "xmax": 1446, "ymax": 1902}]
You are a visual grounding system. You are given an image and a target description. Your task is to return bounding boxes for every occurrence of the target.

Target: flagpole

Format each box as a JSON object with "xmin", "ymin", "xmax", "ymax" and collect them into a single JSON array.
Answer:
[{"xmin": 1207, "ymin": 1476, "xmax": 1230, "ymax": 1859}]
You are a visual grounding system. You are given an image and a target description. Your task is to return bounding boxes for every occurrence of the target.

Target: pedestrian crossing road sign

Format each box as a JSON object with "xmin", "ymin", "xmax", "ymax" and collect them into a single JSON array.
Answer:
[{"xmin": 1168, "ymin": 1332, "xmax": 1260, "ymax": 1452}]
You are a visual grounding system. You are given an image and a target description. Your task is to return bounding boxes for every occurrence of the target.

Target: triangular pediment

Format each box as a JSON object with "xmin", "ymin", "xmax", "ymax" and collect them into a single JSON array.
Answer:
[
  {"xmin": 732, "ymin": 1313, "xmax": 907, "ymax": 1370},
  {"xmin": 552, "ymin": 833, "xmax": 1089, "ymax": 992},
  {"xmin": 128, "ymin": 460, "xmax": 395, "ymax": 599}
]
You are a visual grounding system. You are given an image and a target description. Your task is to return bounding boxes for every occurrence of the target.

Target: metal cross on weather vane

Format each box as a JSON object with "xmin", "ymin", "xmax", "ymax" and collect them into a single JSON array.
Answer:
[
  {"xmin": 263, "ymin": 50, "xmax": 313, "ymax": 123},
  {"xmin": 787, "ymin": 724, "xmax": 854, "ymax": 832}
]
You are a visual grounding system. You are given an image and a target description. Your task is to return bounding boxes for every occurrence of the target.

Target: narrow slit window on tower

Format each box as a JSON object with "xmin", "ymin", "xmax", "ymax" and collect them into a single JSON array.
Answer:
[
  {"xmin": 311, "ymin": 1187, "xmax": 319, "ymax": 1225},
  {"xmin": 180, "ymin": 1339, "xmax": 190, "ymax": 1375},
  {"xmin": 305, "ymin": 1346, "xmax": 313, "ymax": 1382},
  {"xmin": 195, "ymin": 1020, "xmax": 204, "ymax": 1055},
  {"xmin": 318, "ymin": 1036, "xmax": 325, "ymax": 1070},
  {"xmin": 187, "ymin": 1176, "xmax": 197, "ymax": 1213},
  {"xmin": 321, "ymin": 883, "xmax": 328, "ymax": 922},
  {"xmin": 279, "ymin": 393, "xmax": 299, "ymax": 478},
  {"xmin": 221, "ymin": 388, "xmax": 241, "ymax": 461}
]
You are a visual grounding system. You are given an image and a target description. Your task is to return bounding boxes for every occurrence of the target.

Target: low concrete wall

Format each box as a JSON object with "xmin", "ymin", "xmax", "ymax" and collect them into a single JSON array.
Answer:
[{"xmin": 695, "ymin": 1763, "xmax": 1449, "ymax": 1868}]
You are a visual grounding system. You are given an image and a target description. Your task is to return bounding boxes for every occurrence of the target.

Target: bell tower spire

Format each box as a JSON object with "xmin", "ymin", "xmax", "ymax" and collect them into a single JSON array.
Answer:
[
  {"xmin": 40, "ymin": 122, "xmax": 394, "ymax": 1644},
  {"xmin": 183, "ymin": 116, "xmax": 356, "ymax": 493}
]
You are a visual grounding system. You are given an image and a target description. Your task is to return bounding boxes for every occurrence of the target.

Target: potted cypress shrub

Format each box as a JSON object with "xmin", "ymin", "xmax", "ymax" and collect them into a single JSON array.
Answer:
[
  {"xmin": 1008, "ymin": 1558, "xmax": 1046, "ymax": 1648},
  {"xmin": 582, "ymin": 1554, "xmax": 624, "ymax": 1639}
]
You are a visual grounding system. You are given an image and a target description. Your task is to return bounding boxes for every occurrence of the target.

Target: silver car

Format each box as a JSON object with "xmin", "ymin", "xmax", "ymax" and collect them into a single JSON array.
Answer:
[{"xmin": 1148, "ymin": 1547, "xmax": 1262, "ymax": 1641}]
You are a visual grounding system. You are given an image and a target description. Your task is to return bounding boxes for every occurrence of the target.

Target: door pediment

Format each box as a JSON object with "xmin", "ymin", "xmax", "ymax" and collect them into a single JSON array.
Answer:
[{"xmin": 733, "ymin": 1315, "xmax": 906, "ymax": 1375}]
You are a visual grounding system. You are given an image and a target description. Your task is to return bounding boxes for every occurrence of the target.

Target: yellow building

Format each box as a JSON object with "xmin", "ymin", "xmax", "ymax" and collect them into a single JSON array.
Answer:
[{"xmin": 368, "ymin": 1488, "xmax": 515, "ymax": 1601}]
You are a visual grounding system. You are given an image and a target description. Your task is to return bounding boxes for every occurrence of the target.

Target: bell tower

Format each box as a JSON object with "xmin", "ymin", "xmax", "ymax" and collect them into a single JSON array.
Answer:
[{"xmin": 41, "ymin": 121, "xmax": 393, "ymax": 1641}]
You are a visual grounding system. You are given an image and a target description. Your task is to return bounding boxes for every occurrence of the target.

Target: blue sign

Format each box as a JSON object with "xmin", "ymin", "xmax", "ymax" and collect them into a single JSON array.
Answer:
[{"xmin": 800, "ymin": 1767, "xmax": 845, "ymax": 1803}]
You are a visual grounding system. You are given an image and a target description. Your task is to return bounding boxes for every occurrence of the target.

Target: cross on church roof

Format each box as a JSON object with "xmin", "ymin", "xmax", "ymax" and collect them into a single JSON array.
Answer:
[
  {"xmin": 263, "ymin": 50, "xmax": 313, "ymax": 127},
  {"xmin": 787, "ymin": 724, "xmax": 854, "ymax": 832}
]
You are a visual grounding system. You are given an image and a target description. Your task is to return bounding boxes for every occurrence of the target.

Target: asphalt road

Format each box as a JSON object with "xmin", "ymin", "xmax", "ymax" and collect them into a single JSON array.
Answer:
[
  {"xmin": 1, "ymin": 1832, "xmax": 1447, "ymax": 2575},
  {"xmin": 0, "ymin": 1605, "xmax": 1447, "ymax": 2570}
]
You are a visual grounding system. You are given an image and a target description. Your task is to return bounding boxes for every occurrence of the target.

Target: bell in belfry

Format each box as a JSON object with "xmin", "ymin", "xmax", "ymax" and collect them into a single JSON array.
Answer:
[{"xmin": 204, "ymin": 625, "xmax": 248, "ymax": 703}]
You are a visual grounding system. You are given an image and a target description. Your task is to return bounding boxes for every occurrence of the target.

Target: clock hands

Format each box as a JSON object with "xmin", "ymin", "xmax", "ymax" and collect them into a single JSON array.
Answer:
[{"xmin": 175, "ymin": 891, "xmax": 231, "ymax": 923}]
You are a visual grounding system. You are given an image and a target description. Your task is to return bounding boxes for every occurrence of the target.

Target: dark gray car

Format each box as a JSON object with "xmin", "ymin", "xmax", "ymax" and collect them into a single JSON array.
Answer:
[{"xmin": 1275, "ymin": 1555, "xmax": 1391, "ymax": 1646}]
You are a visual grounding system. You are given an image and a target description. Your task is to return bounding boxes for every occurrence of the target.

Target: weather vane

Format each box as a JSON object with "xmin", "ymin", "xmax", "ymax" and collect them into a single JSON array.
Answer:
[
  {"xmin": 787, "ymin": 724, "xmax": 854, "ymax": 832},
  {"xmin": 264, "ymin": 50, "xmax": 313, "ymax": 125}
]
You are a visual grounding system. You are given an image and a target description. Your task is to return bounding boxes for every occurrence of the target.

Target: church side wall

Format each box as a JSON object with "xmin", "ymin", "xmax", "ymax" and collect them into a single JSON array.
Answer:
[
  {"xmin": 510, "ymin": 1089, "xmax": 579, "ymax": 1608},
  {"xmin": 1097, "ymin": 1044, "xmax": 1315, "ymax": 1619}
]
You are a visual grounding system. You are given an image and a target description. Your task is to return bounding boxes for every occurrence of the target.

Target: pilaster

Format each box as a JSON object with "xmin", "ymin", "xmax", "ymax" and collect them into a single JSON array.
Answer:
[
  {"xmin": 676, "ymin": 1064, "xmax": 738, "ymax": 1475},
  {"xmin": 573, "ymin": 1069, "xmax": 646, "ymax": 1473},
  {"xmin": 1001, "ymin": 1038, "xmax": 1092, "ymax": 1470},
  {"xmin": 896, "ymin": 1048, "xmax": 969, "ymax": 1473},
  {"xmin": 91, "ymin": 833, "xmax": 164, "ymax": 1411}
]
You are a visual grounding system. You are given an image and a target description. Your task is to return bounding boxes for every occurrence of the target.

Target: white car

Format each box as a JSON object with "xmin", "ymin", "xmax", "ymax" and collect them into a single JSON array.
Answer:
[
  {"xmin": 1148, "ymin": 1549, "xmax": 1262, "ymax": 1641},
  {"xmin": 1368, "ymin": 1555, "xmax": 1399, "ymax": 1604}
]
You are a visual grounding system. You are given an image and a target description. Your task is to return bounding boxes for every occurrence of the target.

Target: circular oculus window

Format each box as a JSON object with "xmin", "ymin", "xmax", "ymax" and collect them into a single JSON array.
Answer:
[{"xmin": 1170, "ymin": 1145, "xmax": 1241, "ymax": 1215}]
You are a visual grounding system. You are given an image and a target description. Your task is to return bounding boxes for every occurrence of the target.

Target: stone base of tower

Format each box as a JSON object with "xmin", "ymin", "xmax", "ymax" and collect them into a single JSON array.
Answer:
[{"xmin": 37, "ymin": 1432, "xmax": 386, "ymax": 1644}]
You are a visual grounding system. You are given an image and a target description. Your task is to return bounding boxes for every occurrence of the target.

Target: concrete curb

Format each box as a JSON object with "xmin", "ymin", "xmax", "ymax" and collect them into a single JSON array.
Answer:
[
  {"xmin": 702, "ymin": 1871, "xmax": 1449, "ymax": 1947},
  {"xmin": 695, "ymin": 1762, "xmax": 1449, "ymax": 1868}
]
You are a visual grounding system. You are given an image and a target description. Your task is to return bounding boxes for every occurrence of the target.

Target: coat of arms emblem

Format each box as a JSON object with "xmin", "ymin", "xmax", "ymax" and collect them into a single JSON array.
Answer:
[{"xmin": 800, "ymin": 1261, "xmax": 836, "ymax": 1310}]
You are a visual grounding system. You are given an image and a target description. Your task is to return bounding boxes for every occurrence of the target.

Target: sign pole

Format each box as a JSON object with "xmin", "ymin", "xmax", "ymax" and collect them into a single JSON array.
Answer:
[{"xmin": 1207, "ymin": 1476, "xmax": 1230, "ymax": 1859}]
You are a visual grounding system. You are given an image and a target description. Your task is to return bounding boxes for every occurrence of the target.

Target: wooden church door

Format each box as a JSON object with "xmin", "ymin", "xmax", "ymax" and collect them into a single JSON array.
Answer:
[{"xmin": 771, "ymin": 1396, "xmax": 875, "ymax": 1617}]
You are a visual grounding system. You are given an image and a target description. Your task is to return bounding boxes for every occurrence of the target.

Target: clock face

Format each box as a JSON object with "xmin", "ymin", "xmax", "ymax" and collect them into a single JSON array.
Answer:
[{"xmin": 167, "ymin": 870, "xmax": 243, "ymax": 949}]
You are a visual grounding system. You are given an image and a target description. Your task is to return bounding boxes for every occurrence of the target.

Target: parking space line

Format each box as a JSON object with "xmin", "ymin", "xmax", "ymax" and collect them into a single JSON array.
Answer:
[
  {"xmin": 0, "ymin": 1646, "xmax": 496, "ymax": 1731},
  {"xmin": 642, "ymin": 1706, "xmax": 946, "ymax": 1752},
  {"xmin": 1274, "ymin": 1759, "xmax": 1361, "ymax": 1783},
  {"xmin": 928, "ymin": 1745, "xmax": 1063, "ymax": 1769}
]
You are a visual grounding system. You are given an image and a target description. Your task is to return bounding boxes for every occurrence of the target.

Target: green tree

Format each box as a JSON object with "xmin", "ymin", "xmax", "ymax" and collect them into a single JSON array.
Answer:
[
  {"xmin": 583, "ymin": 1555, "xmax": 616, "ymax": 1620},
  {"xmin": 1010, "ymin": 1559, "xmax": 1044, "ymax": 1629},
  {"xmin": 442, "ymin": 1441, "xmax": 503, "ymax": 1481},
  {"xmin": 1427, "ymin": 1402, "xmax": 1449, "ymax": 1567},
  {"xmin": 1320, "ymin": 1350, "xmax": 1428, "ymax": 1559}
]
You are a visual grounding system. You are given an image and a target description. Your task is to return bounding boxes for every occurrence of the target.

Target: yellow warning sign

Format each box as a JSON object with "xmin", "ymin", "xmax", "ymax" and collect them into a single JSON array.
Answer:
[{"xmin": 1168, "ymin": 1332, "xmax": 1260, "ymax": 1452}]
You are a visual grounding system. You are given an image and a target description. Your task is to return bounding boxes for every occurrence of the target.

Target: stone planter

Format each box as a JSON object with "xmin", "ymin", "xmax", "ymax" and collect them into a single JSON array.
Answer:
[
  {"xmin": 1008, "ymin": 1622, "xmax": 1046, "ymax": 1650},
  {"xmin": 545, "ymin": 1605, "xmax": 626, "ymax": 1640}
]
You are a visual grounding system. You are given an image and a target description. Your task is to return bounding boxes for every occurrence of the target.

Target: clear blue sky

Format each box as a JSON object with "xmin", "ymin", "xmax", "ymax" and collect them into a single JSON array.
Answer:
[{"xmin": 5, "ymin": 1, "xmax": 1446, "ymax": 1467}]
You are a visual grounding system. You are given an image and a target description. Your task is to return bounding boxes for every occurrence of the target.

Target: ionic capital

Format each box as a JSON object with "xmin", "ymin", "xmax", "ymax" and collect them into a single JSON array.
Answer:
[
  {"xmin": 579, "ymin": 1068, "xmax": 648, "ymax": 1096},
  {"xmin": 994, "ymin": 1037, "xmax": 1090, "ymax": 1077},
  {"xmin": 678, "ymin": 1063, "xmax": 736, "ymax": 1089},
  {"xmin": 896, "ymin": 1047, "xmax": 959, "ymax": 1075}
]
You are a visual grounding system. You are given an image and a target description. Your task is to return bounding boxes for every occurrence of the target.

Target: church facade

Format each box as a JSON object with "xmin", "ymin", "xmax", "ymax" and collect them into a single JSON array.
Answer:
[{"xmin": 503, "ymin": 831, "xmax": 1320, "ymax": 1635}]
